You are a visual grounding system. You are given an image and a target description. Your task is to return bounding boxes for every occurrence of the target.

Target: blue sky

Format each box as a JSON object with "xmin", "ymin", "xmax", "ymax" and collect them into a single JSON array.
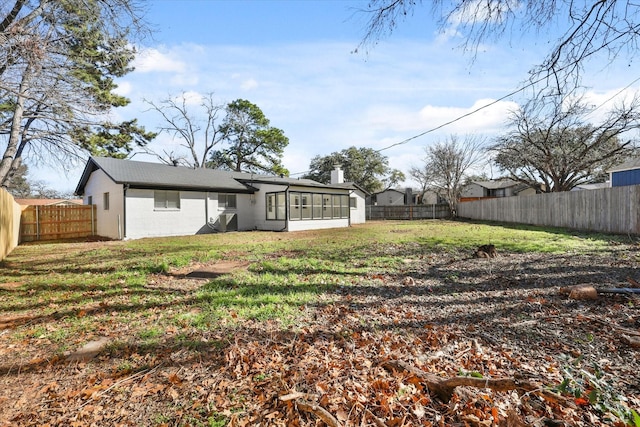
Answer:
[{"xmin": 37, "ymin": 0, "xmax": 640, "ymax": 193}]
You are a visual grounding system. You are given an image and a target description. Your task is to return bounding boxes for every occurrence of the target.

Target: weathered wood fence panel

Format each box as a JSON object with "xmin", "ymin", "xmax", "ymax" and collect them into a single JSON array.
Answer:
[
  {"xmin": 367, "ymin": 204, "xmax": 451, "ymax": 220},
  {"xmin": 20, "ymin": 205, "xmax": 97, "ymax": 242},
  {"xmin": 457, "ymin": 185, "xmax": 640, "ymax": 235},
  {"xmin": 0, "ymin": 188, "xmax": 21, "ymax": 260}
]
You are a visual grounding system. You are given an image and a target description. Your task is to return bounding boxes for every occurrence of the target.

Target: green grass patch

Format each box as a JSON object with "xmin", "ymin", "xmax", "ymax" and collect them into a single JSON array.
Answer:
[{"xmin": 0, "ymin": 219, "xmax": 633, "ymax": 355}]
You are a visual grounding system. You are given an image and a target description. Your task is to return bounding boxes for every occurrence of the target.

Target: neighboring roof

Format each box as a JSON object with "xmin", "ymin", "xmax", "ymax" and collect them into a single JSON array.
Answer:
[
  {"xmin": 607, "ymin": 157, "xmax": 640, "ymax": 173},
  {"xmin": 15, "ymin": 198, "xmax": 83, "ymax": 206},
  {"xmin": 572, "ymin": 182, "xmax": 610, "ymax": 191},
  {"xmin": 74, "ymin": 157, "xmax": 344, "ymax": 195},
  {"xmin": 372, "ymin": 188, "xmax": 406, "ymax": 196},
  {"xmin": 472, "ymin": 179, "xmax": 521, "ymax": 190},
  {"xmin": 330, "ymin": 182, "xmax": 370, "ymax": 195}
]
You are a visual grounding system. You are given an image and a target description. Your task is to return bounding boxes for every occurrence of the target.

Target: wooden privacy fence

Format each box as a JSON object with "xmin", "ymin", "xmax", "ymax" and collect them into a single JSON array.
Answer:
[
  {"xmin": 0, "ymin": 188, "xmax": 21, "ymax": 260},
  {"xmin": 457, "ymin": 185, "xmax": 640, "ymax": 235},
  {"xmin": 20, "ymin": 204, "xmax": 97, "ymax": 242},
  {"xmin": 367, "ymin": 204, "xmax": 451, "ymax": 221}
]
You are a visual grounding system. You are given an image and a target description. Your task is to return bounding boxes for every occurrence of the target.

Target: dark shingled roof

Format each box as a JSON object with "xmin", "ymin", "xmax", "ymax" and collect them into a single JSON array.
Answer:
[
  {"xmin": 75, "ymin": 157, "xmax": 342, "ymax": 195},
  {"xmin": 607, "ymin": 157, "xmax": 640, "ymax": 173}
]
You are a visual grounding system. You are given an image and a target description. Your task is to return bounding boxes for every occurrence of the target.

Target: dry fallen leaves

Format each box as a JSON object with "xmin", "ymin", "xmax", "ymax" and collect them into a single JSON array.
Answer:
[{"xmin": 1, "ymin": 251, "xmax": 639, "ymax": 426}]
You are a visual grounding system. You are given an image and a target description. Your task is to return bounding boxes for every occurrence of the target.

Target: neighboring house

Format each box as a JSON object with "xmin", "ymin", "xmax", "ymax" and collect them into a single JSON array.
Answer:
[
  {"xmin": 74, "ymin": 157, "xmax": 366, "ymax": 240},
  {"xmin": 15, "ymin": 198, "xmax": 83, "ymax": 209},
  {"xmin": 369, "ymin": 188, "xmax": 417, "ymax": 206},
  {"xmin": 417, "ymin": 189, "xmax": 441, "ymax": 205},
  {"xmin": 608, "ymin": 158, "xmax": 640, "ymax": 187},
  {"xmin": 571, "ymin": 182, "xmax": 610, "ymax": 191},
  {"xmin": 460, "ymin": 179, "xmax": 537, "ymax": 201}
]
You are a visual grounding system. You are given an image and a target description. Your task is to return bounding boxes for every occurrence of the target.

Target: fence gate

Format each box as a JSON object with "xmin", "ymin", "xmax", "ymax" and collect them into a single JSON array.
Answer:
[
  {"xmin": 367, "ymin": 204, "xmax": 451, "ymax": 220},
  {"xmin": 20, "ymin": 205, "xmax": 97, "ymax": 242}
]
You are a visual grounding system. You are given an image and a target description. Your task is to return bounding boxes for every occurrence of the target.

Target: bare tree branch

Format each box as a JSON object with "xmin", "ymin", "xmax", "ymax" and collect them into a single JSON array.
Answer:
[
  {"xmin": 490, "ymin": 92, "xmax": 640, "ymax": 192},
  {"xmin": 143, "ymin": 92, "xmax": 225, "ymax": 168}
]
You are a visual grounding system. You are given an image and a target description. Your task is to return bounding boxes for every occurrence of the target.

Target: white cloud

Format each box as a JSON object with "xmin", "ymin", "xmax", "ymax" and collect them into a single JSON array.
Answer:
[
  {"xmin": 174, "ymin": 90, "xmax": 204, "ymax": 105},
  {"xmin": 361, "ymin": 98, "xmax": 517, "ymax": 137},
  {"xmin": 113, "ymin": 81, "xmax": 132, "ymax": 96},
  {"xmin": 241, "ymin": 78, "xmax": 259, "ymax": 91},
  {"xmin": 133, "ymin": 47, "xmax": 186, "ymax": 73}
]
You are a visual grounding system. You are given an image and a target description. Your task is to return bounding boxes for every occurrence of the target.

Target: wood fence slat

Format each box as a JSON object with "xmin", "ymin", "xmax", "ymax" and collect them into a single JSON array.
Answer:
[
  {"xmin": 457, "ymin": 185, "xmax": 640, "ymax": 235},
  {"xmin": 20, "ymin": 205, "xmax": 96, "ymax": 242},
  {"xmin": 367, "ymin": 204, "xmax": 451, "ymax": 220}
]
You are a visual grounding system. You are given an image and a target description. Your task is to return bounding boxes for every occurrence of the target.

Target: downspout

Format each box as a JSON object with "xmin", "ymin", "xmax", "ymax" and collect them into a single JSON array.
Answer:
[
  {"xmin": 123, "ymin": 184, "xmax": 129, "ymax": 239},
  {"xmin": 205, "ymin": 191, "xmax": 209, "ymax": 229},
  {"xmin": 281, "ymin": 184, "xmax": 291, "ymax": 232},
  {"xmin": 348, "ymin": 190, "xmax": 354, "ymax": 227}
]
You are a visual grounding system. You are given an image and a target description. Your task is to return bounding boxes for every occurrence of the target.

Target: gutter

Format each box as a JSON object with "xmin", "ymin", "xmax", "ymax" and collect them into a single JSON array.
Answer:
[
  {"xmin": 122, "ymin": 184, "xmax": 129, "ymax": 239},
  {"xmin": 281, "ymin": 184, "xmax": 291, "ymax": 232}
]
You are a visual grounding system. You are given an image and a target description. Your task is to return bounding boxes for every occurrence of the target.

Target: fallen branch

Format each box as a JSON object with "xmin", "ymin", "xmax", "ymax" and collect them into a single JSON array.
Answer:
[
  {"xmin": 381, "ymin": 360, "xmax": 573, "ymax": 407},
  {"xmin": 621, "ymin": 334, "xmax": 640, "ymax": 348},
  {"xmin": 295, "ymin": 399, "xmax": 342, "ymax": 427},
  {"xmin": 583, "ymin": 316, "xmax": 640, "ymax": 337},
  {"xmin": 279, "ymin": 391, "xmax": 319, "ymax": 402},
  {"xmin": 626, "ymin": 277, "xmax": 640, "ymax": 288},
  {"xmin": 598, "ymin": 288, "xmax": 640, "ymax": 295},
  {"xmin": 366, "ymin": 408, "xmax": 389, "ymax": 427}
]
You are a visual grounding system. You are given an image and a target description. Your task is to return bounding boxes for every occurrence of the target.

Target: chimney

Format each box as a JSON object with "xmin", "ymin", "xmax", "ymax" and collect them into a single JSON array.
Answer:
[
  {"xmin": 330, "ymin": 165, "xmax": 344, "ymax": 184},
  {"xmin": 405, "ymin": 187, "xmax": 413, "ymax": 205}
]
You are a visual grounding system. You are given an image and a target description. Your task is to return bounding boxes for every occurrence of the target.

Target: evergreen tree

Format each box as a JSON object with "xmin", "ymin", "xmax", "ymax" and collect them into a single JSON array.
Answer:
[
  {"xmin": 0, "ymin": 0, "xmax": 153, "ymax": 187},
  {"xmin": 208, "ymin": 99, "xmax": 289, "ymax": 175}
]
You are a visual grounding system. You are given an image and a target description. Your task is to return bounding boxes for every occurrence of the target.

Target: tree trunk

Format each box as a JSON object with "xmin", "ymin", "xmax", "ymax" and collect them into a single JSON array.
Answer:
[{"xmin": 0, "ymin": 63, "xmax": 32, "ymax": 187}]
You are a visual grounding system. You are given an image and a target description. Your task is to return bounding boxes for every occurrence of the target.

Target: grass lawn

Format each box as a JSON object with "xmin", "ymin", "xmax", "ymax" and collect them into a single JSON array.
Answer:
[{"xmin": 0, "ymin": 220, "xmax": 637, "ymax": 426}]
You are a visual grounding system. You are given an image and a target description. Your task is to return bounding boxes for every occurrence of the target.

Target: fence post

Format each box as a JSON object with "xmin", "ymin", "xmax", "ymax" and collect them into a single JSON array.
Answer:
[{"xmin": 36, "ymin": 205, "xmax": 40, "ymax": 241}]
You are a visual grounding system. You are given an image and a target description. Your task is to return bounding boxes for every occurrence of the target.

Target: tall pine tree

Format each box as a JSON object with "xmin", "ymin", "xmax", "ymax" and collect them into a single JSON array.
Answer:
[{"xmin": 0, "ymin": 0, "xmax": 154, "ymax": 187}]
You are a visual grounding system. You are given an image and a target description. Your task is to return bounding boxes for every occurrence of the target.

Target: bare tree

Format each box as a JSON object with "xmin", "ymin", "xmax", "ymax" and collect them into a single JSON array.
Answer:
[
  {"xmin": 357, "ymin": 1, "xmax": 640, "ymax": 92},
  {"xmin": 419, "ymin": 134, "xmax": 485, "ymax": 216},
  {"xmin": 490, "ymin": 93, "xmax": 640, "ymax": 192},
  {"xmin": 143, "ymin": 93, "xmax": 225, "ymax": 168},
  {"xmin": 0, "ymin": 0, "xmax": 152, "ymax": 188},
  {"xmin": 408, "ymin": 163, "xmax": 430, "ymax": 204}
]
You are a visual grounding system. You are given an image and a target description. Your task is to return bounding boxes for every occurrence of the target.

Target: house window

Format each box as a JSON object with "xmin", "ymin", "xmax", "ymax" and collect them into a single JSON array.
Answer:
[
  {"xmin": 289, "ymin": 193, "xmax": 301, "ymax": 220},
  {"xmin": 103, "ymin": 192, "xmax": 109, "ymax": 210},
  {"xmin": 273, "ymin": 191, "xmax": 350, "ymax": 221},
  {"xmin": 219, "ymin": 194, "xmax": 237, "ymax": 209},
  {"xmin": 312, "ymin": 194, "xmax": 322, "ymax": 219},
  {"xmin": 322, "ymin": 194, "xmax": 332, "ymax": 218},
  {"xmin": 154, "ymin": 190, "xmax": 180, "ymax": 209},
  {"xmin": 488, "ymin": 188, "xmax": 506, "ymax": 198},
  {"xmin": 349, "ymin": 197, "xmax": 357, "ymax": 209},
  {"xmin": 301, "ymin": 193, "xmax": 312, "ymax": 219},
  {"xmin": 88, "ymin": 196, "xmax": 93, "ymax": 205},
  {"xmin": 332, "ymin": 195, "xmax": 341, "ymax": 218},
  {"xmin": 266, "ymin": 192, "xmax": 286, "ymax": 220},
  {"xmin": 277, "ymin": 193, "xmax": 286, "ymax": 220},
  {"xmin": 341, "ymin": 195, "xmax": 349, "ymax": 218}
]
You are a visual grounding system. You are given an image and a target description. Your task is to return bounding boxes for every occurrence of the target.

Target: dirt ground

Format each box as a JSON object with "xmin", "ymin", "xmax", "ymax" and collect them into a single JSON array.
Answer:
[{"xmin": 0, "ymin": 246, "xmax": 639, "ymax": 426}]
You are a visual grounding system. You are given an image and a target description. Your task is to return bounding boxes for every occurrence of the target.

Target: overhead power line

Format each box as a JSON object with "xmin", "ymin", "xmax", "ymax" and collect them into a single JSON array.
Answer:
[{"xmin": 375, "ymin": 29, "xmax": 640, "ymax": 153}]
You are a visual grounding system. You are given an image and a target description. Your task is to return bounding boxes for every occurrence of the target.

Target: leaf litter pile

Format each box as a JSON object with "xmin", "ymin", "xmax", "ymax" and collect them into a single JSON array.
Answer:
[{"xmin": 1, "ymin": 231, "xmax": 639, "ymax": 426}]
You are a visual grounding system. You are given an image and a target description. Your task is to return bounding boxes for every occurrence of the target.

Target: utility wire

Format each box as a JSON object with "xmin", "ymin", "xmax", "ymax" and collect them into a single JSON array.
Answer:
[
  {"xmin": 586, "ymin": 74, "xmax": 640, "ymax": 116},
  {"xmin": 293, "ymin": 37, "xmax": 640, "ymax": 171},
  {"xmin": 375, "ymin": 27, "xmax": 640, "ymax": 153},
  {"xmin": 375, "ymin": 72, "xmax": 554, "ymax": 152}
]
